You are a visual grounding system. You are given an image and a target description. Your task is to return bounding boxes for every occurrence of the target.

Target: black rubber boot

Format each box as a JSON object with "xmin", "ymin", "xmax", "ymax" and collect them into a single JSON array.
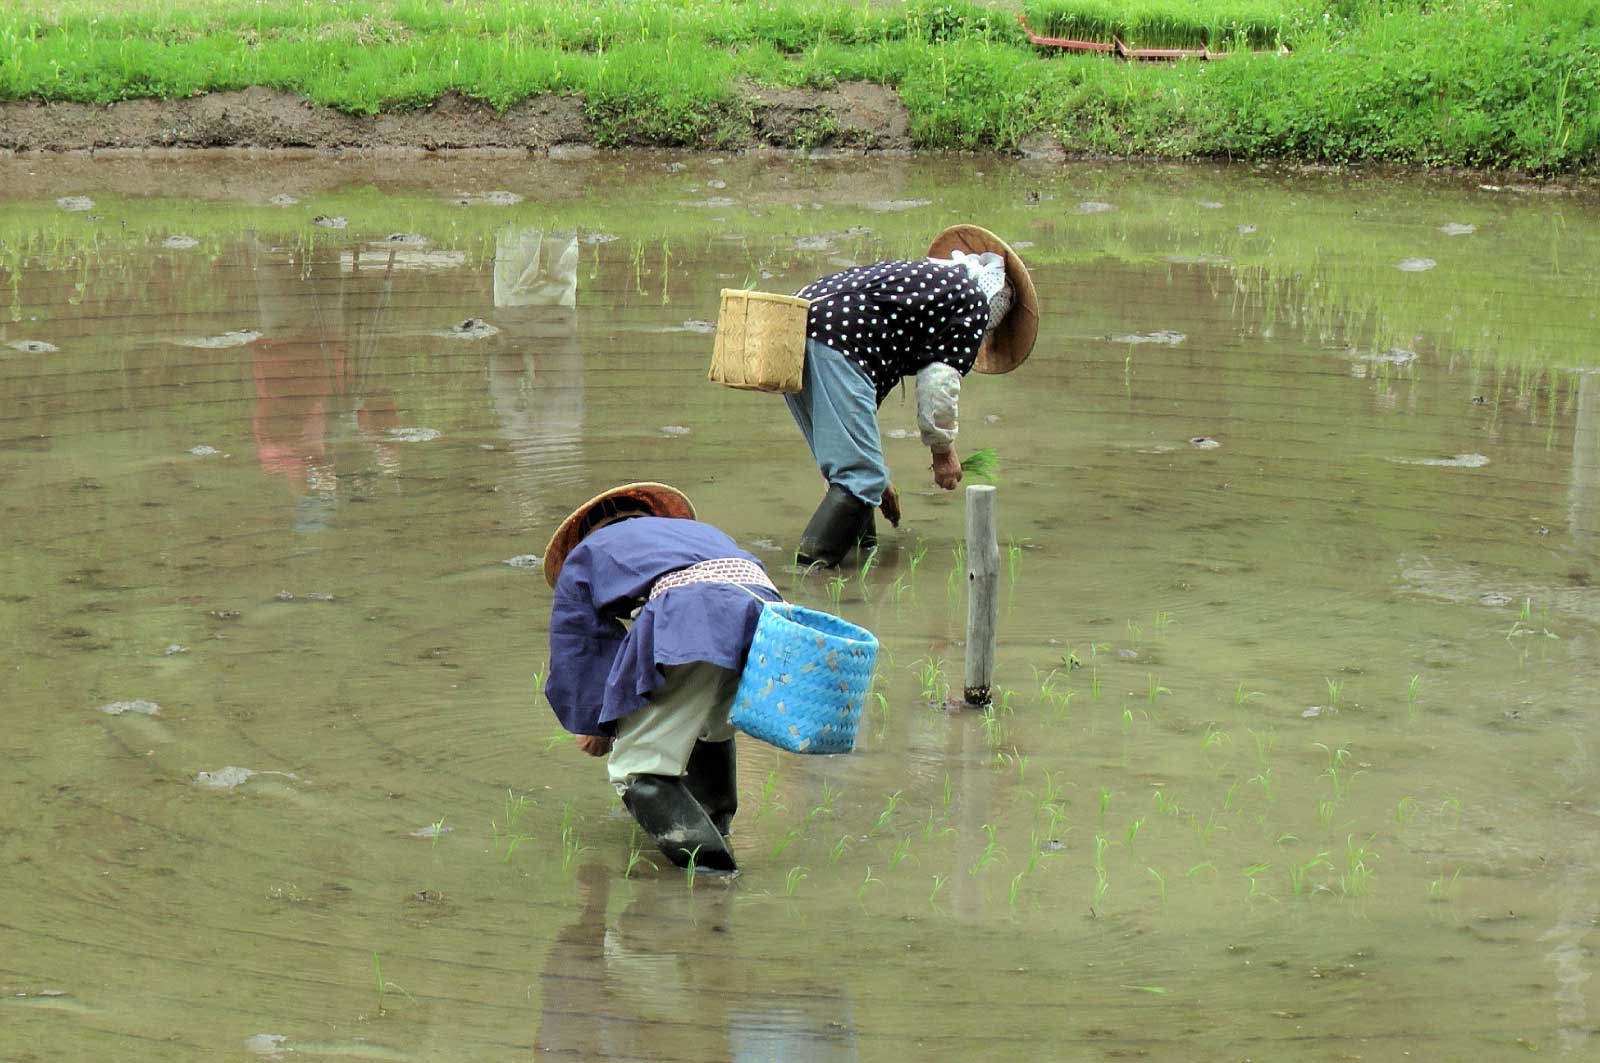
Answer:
[
  {"xmin": 622, "ymin": 774, "xmax": 737, "ymax": 873},
  {"xmin": 683, "ymin": 739, "xmax": 738, "ymax": 838},
  {"xmin": 797, "ymin": 484, "xmax": 872, "ymax": 568},
  {"xmin": 858, "ymin": 511, "xmax": 878, "ymax": 553}
]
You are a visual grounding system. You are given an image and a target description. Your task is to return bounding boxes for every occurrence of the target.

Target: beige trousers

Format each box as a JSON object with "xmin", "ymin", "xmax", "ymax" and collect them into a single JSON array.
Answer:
[{"xmin": 607, "ymin": 662, "xmax": 740, "ymax": 786}]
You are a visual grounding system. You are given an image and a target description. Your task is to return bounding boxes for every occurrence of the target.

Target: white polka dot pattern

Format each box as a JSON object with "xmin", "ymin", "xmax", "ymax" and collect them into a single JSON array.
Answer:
[{"xmin": 797, "ymin": 260, "xmax": 987, "ymax": 403}]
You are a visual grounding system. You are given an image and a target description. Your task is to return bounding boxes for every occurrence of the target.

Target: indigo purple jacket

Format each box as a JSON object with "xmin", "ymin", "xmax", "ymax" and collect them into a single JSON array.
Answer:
[{"xmin": 542, "ymin": 517, "xmax": 779, "ymax": 736}]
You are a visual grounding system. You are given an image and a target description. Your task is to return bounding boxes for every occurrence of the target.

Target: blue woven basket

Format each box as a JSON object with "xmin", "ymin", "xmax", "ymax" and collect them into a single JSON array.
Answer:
[{"xmin": 730, "ymin": 604, "xmax": 878, "ymax": 754}]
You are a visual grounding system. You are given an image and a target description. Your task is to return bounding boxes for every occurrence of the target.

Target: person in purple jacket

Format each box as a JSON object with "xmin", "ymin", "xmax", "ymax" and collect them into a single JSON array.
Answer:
[{"xmin": 541, "ymin": 482, "xmax": 780, "ymax": 873}]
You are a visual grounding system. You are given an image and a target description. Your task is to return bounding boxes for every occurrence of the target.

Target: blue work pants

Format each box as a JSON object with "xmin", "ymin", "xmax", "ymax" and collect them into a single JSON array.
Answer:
[{"xmin": 783, "ymin": 339, "xmax": 889, "ymax": 508}]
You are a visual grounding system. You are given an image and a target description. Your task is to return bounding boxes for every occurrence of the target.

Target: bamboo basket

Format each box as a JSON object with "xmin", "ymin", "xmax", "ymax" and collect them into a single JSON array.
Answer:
[{"xmin": 707, "ymin": 289, "xmax": 810, "ymax": 394}]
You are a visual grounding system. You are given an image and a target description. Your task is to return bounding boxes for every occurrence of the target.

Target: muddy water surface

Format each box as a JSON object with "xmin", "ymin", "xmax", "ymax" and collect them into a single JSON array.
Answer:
[{"xmin": 2, "ymin": 155, "xmax": 1598, "ymax": 1062}]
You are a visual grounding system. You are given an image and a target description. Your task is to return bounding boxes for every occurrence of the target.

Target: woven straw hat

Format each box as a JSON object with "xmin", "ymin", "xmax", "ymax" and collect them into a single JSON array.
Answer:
[
  {"xmin": 927, "ymin": 224, "xmax": 1040, "ymax": 374},
  {"xmin": 543, "ymin": 482, "xmax": 696, "ymax": 587}
]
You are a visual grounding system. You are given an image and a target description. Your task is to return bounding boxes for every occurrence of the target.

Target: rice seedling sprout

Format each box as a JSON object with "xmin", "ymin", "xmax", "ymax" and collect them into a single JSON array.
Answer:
[
  {"xmin": 969, "ymin": 823, "xmax": 1002, "ymax": 875},
  {"xmin": 873, "ymin": 789, "xmax": 903, "ymax": 833},
  {"xmin": 890, "ymin": 834, "xmax": 914, "ymax": 870},
  {"xmin": 857, "ymin": 546, "xmax": 879, "ymax": 598},
  {"xmin": 908, "ymin": 537, "xmax": 928, "ymax": 581},
  {"xmin": 1427, "ymin": 868, "xmax": 1463, "ymax": 901}
]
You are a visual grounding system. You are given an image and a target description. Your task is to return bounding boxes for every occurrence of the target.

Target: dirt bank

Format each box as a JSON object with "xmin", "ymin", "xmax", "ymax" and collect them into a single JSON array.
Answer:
[{"xmin": 0, "ymin": 83, "xmax": 924, "ymax": 154}]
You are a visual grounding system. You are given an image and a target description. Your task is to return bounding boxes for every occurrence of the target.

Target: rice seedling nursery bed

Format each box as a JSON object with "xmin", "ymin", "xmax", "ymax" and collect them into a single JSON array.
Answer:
[{"xmin": 2, "ymin": 0, "xmax": 1597, "ymax": 172}]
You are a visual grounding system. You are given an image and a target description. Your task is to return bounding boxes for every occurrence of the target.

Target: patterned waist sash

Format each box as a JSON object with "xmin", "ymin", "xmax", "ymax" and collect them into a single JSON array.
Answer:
[{"xmin": 648, "ymin": 558, "xmax": 777, "ymax": 602}]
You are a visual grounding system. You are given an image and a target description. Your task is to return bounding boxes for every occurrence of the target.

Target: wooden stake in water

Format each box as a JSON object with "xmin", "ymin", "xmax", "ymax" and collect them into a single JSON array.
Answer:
[{"xmin": 964, "ymin": 484, "xmax": 999, "ymax": 707}]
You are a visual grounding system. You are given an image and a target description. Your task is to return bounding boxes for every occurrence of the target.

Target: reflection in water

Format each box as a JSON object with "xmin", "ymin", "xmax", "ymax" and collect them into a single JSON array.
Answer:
[
  {"xmin": 1569, "ymin": 371, "xmax": 1598, "ymax": 546},
  {"xmin": 488, "ymin": 228, "xmax": 586, "ymax": 520},
  {"xmin": 249, "ymin": 238, "xmax": 402, "ymax": 530},
  {"xmin": 537, "ymin": 865, "xmax": 858, "ymax": 1061}
]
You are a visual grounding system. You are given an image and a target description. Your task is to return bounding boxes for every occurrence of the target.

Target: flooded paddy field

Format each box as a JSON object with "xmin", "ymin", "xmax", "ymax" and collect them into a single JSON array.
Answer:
[{"xmin": 2, "ymin": 154, "xmax": 1597, "ymax": 1062}]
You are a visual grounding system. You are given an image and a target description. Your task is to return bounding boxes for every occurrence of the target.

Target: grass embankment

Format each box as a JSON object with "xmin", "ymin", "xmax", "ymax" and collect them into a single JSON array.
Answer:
[{"xmin": 2, "ymin": 0, "xmax": 1598, "ymax": 171}]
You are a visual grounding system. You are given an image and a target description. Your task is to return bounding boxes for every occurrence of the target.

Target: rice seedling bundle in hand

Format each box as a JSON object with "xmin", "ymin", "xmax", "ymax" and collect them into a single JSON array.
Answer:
[{"xmin": 961, "ymin": 447, "xmax": 1000, "ymax": 483}]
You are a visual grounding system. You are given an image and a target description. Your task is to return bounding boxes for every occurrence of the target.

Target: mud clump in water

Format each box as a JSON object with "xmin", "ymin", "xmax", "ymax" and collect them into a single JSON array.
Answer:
[
  {"xmin": 1076, "ymin": 201, "xmax": 1115, "ymax": 214},
  {"xmin": 6, "ymin": 340, "xmax": 58, "ymax": 353},
  {"xmin": 100, "ymin": 699, "xmax": 161, "ymax": 717},
  {"xmin": 189, "ymin": 444, "xmax": 221, "ymax": 456},
  {"xmin": 1392, "ymin": 453, "xmax": 1490, "ymax": 468},
  {"xmin": 56, "ymin": 196, "xmax": 94, "ymax": 212},
  {"xmin": 245, "ymin": 1034, "xmax": 288, "ymax": 1058},
  {"xmin": 1396, "ymin": 257, "xmax": 1437, "ymax": 272},
  {"xmin": 312, "ymin": 215, "xmax": 347, "ymax": 229},
  {"xmin": 443, "ymin": 318, "xmax": 498, "ymax": 340},
  {"xmin": 864, "ymin": 198, "xmax": 930, "ymax": 212},
  {"xmin": 411, "ymin": 823, "xmax": 454, "ymax": 839},
  {"xmin": 388, "ymin": 427, "xmax": 440, "ymax": 443},
  {"xmin": 194, "ymin": 766, "xmax": 298, "ymax": 791},
  {"xmin": 1113, "ymin": 331, "xmax": 1186, "ymax": 346},
  {"xmin": 163, "ymin": 236, "xmax": 199, "ymax": 249},
  {"xmin": 453, "ymin": 190, "xmax": 523, "ymax": 207},
  {"xmin": 178, "ymin": 330, "xmax": 261, "ymax": 349},
  {"xmin": 1361, "ymin": 348, "xmax": 1417, "ymax": 366},
  {"xmin": 267, "ymin": 193, "xmax": 298, "ymax": 207}
]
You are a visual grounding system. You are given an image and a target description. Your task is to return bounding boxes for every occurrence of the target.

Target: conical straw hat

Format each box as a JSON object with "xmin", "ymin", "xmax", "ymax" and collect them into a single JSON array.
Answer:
[
  {"xmin": 927, "ymin": 224, "xmax": 1040, "ymax": 375},
  {"xmin": 543, "ymin": 482, "xmax": 696, "ymax": 587}
]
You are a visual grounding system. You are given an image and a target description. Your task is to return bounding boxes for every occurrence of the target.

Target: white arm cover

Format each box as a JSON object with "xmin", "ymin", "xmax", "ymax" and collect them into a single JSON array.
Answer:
[{"xmin": 915, "ymin": 362, "xmax": 962, "ymax": 452}]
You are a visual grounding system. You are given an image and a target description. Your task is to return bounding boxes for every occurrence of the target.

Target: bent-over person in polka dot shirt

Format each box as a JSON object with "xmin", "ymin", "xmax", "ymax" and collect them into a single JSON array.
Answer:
[
  {"xmin": 798, "ymin": 260, "xmax": 988, "ymax": 405},
  {"xmin": 786, "ymin": 239, "xmax": 1023, "ymax": 568}
]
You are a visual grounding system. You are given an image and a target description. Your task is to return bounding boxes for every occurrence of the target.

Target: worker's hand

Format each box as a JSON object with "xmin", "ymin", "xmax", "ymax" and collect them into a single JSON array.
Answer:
[
  {"xmin": 931, "ymin": 448, "xmax": 963, "ymax": 491},
  {"xmin": 575, "ymin": 734, "xmax": 614, "ymax": 758},
  {"xmin": 880, "ymin": 483, "xmax": 902, "ymax": 528}
]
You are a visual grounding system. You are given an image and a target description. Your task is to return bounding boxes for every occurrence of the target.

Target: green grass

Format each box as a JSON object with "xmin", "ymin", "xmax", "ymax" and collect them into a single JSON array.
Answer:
[{"xmin": 0, "ymin": 0, "xmax": 1596, "ymax": 169}]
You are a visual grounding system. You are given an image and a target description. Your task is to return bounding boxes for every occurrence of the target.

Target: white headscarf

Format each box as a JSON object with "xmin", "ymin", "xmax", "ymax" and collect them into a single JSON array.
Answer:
[{"xmin": 933, "ymin": 249, "xmax": 1013, "ymax": 332}]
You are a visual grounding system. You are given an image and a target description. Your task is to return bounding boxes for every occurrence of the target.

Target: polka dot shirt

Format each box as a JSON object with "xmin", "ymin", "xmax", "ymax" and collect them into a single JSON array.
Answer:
[{"xmin": 797, "ymin": 260, "xmax": 988, "ymax": 405}]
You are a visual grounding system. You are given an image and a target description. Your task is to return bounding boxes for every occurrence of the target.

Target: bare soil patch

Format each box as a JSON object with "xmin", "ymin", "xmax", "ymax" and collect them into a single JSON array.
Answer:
[{"xmin": 0, "ymin": 83, "xmax": 917, "ymax": 154}]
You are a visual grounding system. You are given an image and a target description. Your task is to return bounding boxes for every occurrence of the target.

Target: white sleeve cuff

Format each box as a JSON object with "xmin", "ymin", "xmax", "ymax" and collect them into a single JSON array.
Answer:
[{"xmin": 915, "ymin": 362, "xmax": 961, "ymax": 451}]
